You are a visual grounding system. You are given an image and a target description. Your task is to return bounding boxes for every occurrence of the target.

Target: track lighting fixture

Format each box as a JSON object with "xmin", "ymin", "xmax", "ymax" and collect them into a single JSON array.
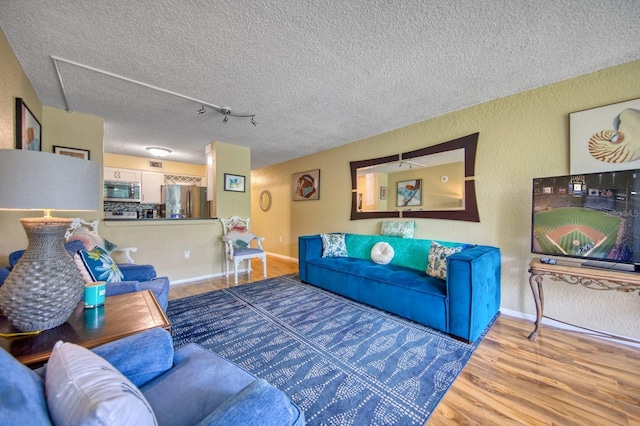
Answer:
[{"xmin": 50, "ymin": 56, "xmax": 258, "ymax": 126}]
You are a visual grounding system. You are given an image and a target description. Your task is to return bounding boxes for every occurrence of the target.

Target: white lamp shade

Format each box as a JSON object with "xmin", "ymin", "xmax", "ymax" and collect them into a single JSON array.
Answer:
[{"xmin": 0, "ymin": 149, "xmax": 99, "ymax": 212}]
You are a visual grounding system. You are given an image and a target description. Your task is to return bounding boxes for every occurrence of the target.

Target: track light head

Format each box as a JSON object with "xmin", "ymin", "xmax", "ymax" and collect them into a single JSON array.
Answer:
[
  {"xmin": 251, "ymin": 116, "xmax": 257, "ymax": 126},
  {"xmin": 196, "ymin": 105, "xmax": 206, "ymax": 115},
  {"xmin": 222, "ymin": 115, "xmax": 229, "ymax": 124}
]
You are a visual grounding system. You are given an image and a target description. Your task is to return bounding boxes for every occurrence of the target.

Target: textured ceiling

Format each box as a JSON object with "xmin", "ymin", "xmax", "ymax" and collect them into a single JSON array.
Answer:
[{"xmin": 1, "ymin": 1, "xmax": 639, "ymax": 169}]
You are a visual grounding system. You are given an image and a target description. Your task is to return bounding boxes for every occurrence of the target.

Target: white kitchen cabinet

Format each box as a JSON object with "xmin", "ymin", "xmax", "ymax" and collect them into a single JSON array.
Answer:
[
  {"xmin": 104, "ymin": 167, "xmax": 141, "ymax": 183},
  {"xmin": 141, "ymin": 171, "xmax": 163, "ymax": 204}
]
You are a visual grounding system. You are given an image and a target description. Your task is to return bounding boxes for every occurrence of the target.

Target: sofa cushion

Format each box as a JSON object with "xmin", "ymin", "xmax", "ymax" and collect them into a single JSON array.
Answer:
[
  {"xmin": 46, "ymin": 341, "xmax": 157, "ymax": 426},
  {"xmin": 0, "ymin": 347, "xmax": 51, "ymax": 425},
  {"xmin": 380, "ymin": 220, "xmax": 415, "ymax": 238},
  {"xmin": 346, "ymin": 234, "xmax": 431, "ymax": 271},
  {"xmin": 74, "ymin": 247, "xmax": 124, "ymax": 283},
  {"xmin": 427, "ymin": 241, "xmax": 464, "ymax": 280},
  {"xmin": 321, "ymin": 233, "xmax": 348, "ymax": 257},
  {"xmin": 371, "ymin": 241, "xmax": 394, "ymax": 265},
  {"xmin": 141, "ymin": 344, "xmax": 258, "ymax": 426},
  {"xmin": 200, "ymin": 379, "xmax": 295, "ymax": 426}
]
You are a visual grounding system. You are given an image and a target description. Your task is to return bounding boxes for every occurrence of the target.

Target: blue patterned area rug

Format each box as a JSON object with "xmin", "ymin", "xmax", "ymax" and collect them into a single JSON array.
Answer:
[{"xmin": 167, "ymin": 275, "xmax": 495, "ymax": 425}]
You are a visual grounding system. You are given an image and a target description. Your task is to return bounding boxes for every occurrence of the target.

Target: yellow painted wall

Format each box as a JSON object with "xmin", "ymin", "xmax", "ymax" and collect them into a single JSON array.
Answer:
[
  {"xmin": 252, "ymin": 59, "xmax": 640, "ymax": 339},
  {"xmin": 104, "ymin": 153, "xmax": 205, "ymax": 176},
  {"xmin": 0, "ymin": 29, "xmax": 41, "ymax": 150},
  {"xmin": 213, "ymin": 141, "xmax": 251, "ymax": 219}
]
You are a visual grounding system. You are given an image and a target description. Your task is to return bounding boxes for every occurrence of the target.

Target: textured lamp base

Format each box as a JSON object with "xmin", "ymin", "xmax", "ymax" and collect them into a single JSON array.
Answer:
[{"xmin": 0, "ymin": 217, "xmax": 84, "ymax": 332}]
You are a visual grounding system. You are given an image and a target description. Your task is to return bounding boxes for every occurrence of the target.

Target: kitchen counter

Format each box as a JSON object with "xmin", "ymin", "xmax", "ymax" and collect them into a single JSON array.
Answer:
[{"xmin": 104, "ymin": 218, "xmax": 217, "ymax": 222}]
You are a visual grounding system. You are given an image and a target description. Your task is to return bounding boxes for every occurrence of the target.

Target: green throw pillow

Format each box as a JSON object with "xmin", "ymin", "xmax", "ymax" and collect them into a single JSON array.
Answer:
[{"xmin": 380, "ymin": 220, "xmax": 416, "ymax": 238}]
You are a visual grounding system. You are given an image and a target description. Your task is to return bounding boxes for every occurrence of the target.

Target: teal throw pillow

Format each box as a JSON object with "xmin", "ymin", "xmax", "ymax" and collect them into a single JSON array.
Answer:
[
  {"xmin": 426, "ymin": 241, "xmax": 464, "ymax": 280},
  {"xmin": 320, "ymin": 233, "xmax": 348, "ymax": 258},
  {"xmin": 74, "ymin": 247, "xmax": 124, "ymax": 283},
  {"xmin": 380, "ymin": 220, "xmax": 415, "ymax": 238}
]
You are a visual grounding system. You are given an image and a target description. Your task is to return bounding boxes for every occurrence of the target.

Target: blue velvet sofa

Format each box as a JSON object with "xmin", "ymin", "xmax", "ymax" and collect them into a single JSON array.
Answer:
[
  {"xmin": 0, "ymin": 240, "xmax": 170, "ymax": 311},
  {"xmin": 299, "ymin": 234, "xmax": 501, "ymax": 342},
  {"xmin": 0, "ymin": 327, "xmax": 305, "ymax": 425}
]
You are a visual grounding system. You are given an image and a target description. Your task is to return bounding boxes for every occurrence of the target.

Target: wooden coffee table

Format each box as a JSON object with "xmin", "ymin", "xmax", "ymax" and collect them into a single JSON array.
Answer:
[{"xmin": 0, "ymin": 290, "xmax": 171, "ymax": 368}]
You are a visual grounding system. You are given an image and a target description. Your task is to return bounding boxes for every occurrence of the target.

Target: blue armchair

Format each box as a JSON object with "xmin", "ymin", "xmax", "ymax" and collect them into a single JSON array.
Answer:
[
  {"xmin": 0, "ymin": 239, "xmax": 169, "ymax": 311},
  {"xmin": 0, "ymin": 327, "xmax": 305, "ymax": 425}
]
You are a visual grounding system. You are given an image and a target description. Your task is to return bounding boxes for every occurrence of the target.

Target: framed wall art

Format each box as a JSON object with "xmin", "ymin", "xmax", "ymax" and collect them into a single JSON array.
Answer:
[
  {"xmin": 53, "ymin": 145, "xmax": 90, "ymax": 160},
  {"xmin": 15, "ymin": 98, "xmax": 41, "ymax": 151},
  {"xmin": 396, "ymin": 179, "xmax": 422, "ymax": 207},
  {"xmin": 379, "ymin": 186, "xmax": 387, "ymax": 200},
  {"xmin": 570, "ymin": 97, "xmax": 640, "ymax": 174},
  {"xmin": 292, "ymin": 169, "xmax": 320, "ymax": 201},
  {"xmin": 224, "ymin": 173, "xmax": 245, "ymax": 192}
]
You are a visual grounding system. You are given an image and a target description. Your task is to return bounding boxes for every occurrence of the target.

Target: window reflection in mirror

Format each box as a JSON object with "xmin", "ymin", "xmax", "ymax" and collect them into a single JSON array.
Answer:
[{"xmin": 350, "ymin": 133, "xmax": 479, "ymax": 222}]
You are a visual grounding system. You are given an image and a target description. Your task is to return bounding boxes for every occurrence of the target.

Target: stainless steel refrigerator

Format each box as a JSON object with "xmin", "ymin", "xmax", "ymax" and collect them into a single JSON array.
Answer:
[{"xmin": 161, "ymin": 185, "xmax": 209, "ymax": 218}]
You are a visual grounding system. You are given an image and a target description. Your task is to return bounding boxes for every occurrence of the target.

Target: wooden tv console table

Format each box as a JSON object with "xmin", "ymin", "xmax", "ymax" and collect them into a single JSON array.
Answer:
[{"xmin": 528, "ymin": 258, "xmax": 640, "ymax": 340}]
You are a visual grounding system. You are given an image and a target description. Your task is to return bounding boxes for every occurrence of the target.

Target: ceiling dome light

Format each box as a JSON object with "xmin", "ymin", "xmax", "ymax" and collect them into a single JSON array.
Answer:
[{"xmin": 146, "ymin": 147, "xmax": 171, "ymax": 157}]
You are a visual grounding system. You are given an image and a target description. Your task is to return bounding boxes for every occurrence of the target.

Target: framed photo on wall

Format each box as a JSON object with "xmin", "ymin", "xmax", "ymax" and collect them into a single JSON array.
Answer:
[
  {"xmin": 224, "ymin": 173, "xmax": 245, "ymax": 192},
  {"xmin": 292, "ymin": 169, "xmax": 320, "ymax": 201},
  {"xmin": 570, "ymin": 97, "xmax": 640, "ymax": 174},
  {"xmin": 53, "ymin": 146, "xmax": 90, "ymax": 160},
  {"xmin": 15, "ymin": 98, "xmax": 41, "ymax": 151},
  {"xmin": 379, "ymin": 186, "xmax": 387, "ymax": 200}
]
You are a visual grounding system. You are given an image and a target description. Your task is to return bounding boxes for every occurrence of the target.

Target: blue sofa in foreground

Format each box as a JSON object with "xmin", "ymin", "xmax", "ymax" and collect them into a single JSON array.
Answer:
[
  {"xmin": 0, "ymin": 327, "xmax": 305, "ymax": 426},
  {"xmin": 299, "ymin": 233, "xmax": 501, "ymax": 342}
]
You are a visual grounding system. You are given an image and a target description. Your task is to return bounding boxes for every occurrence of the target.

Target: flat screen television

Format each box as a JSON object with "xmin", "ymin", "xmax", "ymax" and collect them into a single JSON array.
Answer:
[{"xmin": 531, "ymin": 169, "xmax": 640, "ymax": 271}]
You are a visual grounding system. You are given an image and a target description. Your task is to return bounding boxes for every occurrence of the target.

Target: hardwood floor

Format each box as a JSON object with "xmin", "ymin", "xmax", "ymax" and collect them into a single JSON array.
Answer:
[{"xmin": 169, "ymin": 256, "xmax": 640, "ymax": 425}]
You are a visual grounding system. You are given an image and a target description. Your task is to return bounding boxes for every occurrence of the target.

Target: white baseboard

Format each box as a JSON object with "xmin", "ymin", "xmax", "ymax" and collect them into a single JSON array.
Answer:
[
  {"xmin": 265, "ymin": 251, "xmax": 298, "ymax": 262},
  {"xmin": 499, "ymin": 307, "xmax": 640, "ymax": 348},
  {"xmin": 170, "ymin": 271, "xmax": 236, "ymax": 286}
]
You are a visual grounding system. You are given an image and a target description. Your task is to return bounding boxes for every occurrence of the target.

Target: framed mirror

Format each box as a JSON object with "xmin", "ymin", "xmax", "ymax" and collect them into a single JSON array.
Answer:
[
  {"xmin": 350, "ymin": 133, "xmax": 479, "ymax": 222},
  {"xmin": 259, "ymin": 190, "xmax": 272, "ymax": 212}
]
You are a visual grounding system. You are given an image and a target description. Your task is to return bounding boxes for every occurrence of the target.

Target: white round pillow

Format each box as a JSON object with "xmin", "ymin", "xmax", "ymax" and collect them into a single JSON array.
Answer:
[{"xmin": 371, "ymin": 242, "xmax": 394, "ymax": 265}]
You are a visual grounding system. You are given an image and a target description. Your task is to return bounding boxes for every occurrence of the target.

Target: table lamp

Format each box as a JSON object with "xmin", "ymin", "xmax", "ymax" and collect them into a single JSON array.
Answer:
[{"xmin": 0, "ymin": 149, "xmax": 99, "ymax": 331}]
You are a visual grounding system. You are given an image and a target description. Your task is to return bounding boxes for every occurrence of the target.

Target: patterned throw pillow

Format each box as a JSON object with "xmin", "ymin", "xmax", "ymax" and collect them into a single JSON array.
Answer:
[
  {"xmin": 380, "ymin": 220, "xmax": 416, "ymax": 238},
  {"xmin": 225, "ymin": 226, "xmax": 257, "ymax": 250},
  {"xmin": 320, "ymin": 233, "xmax": 348, "ymax": 258},
  {"xmin": 46, "ymin": 341, "xmax": 157, "ymax": 426},
  {"xmin": 68, "ymin": 226, "xmax": 117, "ymax": 252},
  {"xmin": 74, "ymin": 247, "xmax": 124, "ymax": 283},
  {"xmin": 426, "ymin": 241, "xmax": 464, "ymax": 280}
]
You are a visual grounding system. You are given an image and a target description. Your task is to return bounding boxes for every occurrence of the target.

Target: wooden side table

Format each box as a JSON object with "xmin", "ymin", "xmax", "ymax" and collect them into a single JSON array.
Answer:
[
  {"xmin": 528, "ymin": 258, "xmax": 640, "ymax": 340},
  {"xmin": 0, "ymin": 290, "xmax": 170, "ymax": 368}
]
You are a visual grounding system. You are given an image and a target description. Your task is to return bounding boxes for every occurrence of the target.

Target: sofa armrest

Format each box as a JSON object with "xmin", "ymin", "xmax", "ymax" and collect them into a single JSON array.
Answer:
[
  {"xmin": 118, "ymin": 263, "xmax": 157, "ymax": 281},
  {"xmin": 105, "ymin": 280, "xmax": 141, "ymax": 296},
  {"xmin": 446, "ymin": 245, "xmax": 501, "ymax": 342},
  {"xmin": 91, "ymin": 327, "xmax": 174, "ymax": 387},
  {"xmin": 298, "ymin": 235, "xmax": 323, "ymax": 282},
  {"xmin": 197, "ymin": 379, "xmax": 296, "ymax": 426}
]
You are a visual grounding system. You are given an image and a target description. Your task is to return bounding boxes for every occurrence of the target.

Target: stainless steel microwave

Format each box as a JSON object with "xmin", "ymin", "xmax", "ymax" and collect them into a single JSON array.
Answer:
[{"xmin": 104, "ymin": 181, "xmax": 141, "ymax": 202}]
